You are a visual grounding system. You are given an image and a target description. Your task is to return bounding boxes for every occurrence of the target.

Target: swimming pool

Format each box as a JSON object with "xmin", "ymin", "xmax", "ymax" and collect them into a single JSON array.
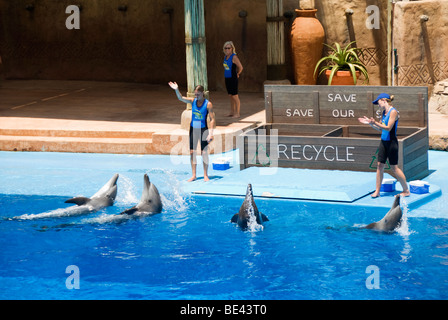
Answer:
[{"xmin": 1, "ymin": 151, "xmax": 447, "ymax": 300}]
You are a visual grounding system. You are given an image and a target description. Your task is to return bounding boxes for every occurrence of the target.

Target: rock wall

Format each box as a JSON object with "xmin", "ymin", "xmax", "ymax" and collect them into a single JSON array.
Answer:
[
  {"xmin": 284, "ymin": 0, "xmax": 390, "ymax": 85},
  {"xmin": 394, "ymin": 0, "xmax": 448, "ymax": 87},
  {"xmin": 284, "ymin": 0, "xmax": 448, "ymax": 88},
  {"xmin": 1, "ymin": 0, "xmax": 447, "ymax": 92},
  {"xmin": 429, "ymin": 79, "xmax": 448, "ymax": 114}
]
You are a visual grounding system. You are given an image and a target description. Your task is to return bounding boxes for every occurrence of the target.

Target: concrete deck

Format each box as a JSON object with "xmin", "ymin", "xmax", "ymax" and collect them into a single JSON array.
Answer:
[
  {"xmin": 1, "ymin": 80, "xmax": 447, "ymax": 154},
  {"xmin": 183, "ymin": 153, "xmax": 442, "ymax": 209},
  {"xmin": 0, "ymin": 80, "xmax": 265, "ymax": 154}
]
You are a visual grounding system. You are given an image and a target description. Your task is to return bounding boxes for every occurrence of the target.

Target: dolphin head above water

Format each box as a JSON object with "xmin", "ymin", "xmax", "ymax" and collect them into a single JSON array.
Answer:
[
  {"xmin": 138, "ymin": 174, "xmax": 163, "ymax": 214},
  {"xmin": 364, "ymin": 195, "xmax": 403, "ymax": 232},
  {"xmin": 231, "ymin": 184, "xmax": 269, "ymax": 230},
  {"xmin": 120, "ymin": 174, "xmax": 162, "ymax": 215}
]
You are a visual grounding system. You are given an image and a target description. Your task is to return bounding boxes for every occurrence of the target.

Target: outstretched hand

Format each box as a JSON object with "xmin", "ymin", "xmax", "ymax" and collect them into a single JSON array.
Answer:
[
  {"xmin": 358, "ymin": 116, "xmax": 370, "ymax": 124},
  {"xmin": 168, "ymin": 81, "xmax": 178, "ymax": 90}
]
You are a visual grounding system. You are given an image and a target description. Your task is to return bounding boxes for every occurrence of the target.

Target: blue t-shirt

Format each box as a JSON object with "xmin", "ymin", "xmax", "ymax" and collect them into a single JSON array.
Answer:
[
  {"xmin": 223, "ymin": 53, "xmax": 236, "ymax": 78},
  {"xmin": 191, "ymin": 98, "xmax": 209, "ymax": 129},
  {"xmin": 381, "ymin": 107, "xmax": 398, "ymax": 141}
]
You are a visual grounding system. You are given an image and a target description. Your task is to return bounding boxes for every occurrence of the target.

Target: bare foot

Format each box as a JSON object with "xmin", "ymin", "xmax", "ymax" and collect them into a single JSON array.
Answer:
[
  {"xmin": 203, "ymin": 175, "xmax": 210, "ymax": 182},
  {"xmin": 232, "ymin": 114, "xmax": 240, "ymax": 118},
  {"xmin": 187, "ymin": 176, "xmax": 196, "ymax": 182},
  {"xmin": 400, "ymin": 190, "xmax": 411, "ymax": 197},
  {"xmin": 371, "ymin": 191, "xmax": 380, "ymax": 198}
]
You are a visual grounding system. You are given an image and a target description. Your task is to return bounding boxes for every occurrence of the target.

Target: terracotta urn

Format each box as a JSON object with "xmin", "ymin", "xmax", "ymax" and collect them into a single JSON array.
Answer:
[
  {"xmin": 325, "ymin": 70, "xmax": 360, "ymax": 85},
  {"xmin": 290, "ymin": 9, "xmax": 325, "ymax": 85}
]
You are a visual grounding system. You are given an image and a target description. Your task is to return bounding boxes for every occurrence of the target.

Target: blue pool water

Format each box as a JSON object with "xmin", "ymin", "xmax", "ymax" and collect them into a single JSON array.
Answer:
[{"xmin": 1, "ymin": 151, "xmax": 448, "ymax": 299}]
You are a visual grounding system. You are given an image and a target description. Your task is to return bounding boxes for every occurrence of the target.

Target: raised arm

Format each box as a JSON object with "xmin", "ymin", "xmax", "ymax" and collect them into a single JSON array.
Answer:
[{"xmin": 168, "ymin": 81, "xmax": 193, "ymax": 104}]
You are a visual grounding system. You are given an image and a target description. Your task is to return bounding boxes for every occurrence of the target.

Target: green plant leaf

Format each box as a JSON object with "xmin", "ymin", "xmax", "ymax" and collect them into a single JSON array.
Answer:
[{"xmin": 314, "ymin": 41, "xmax": 370, "ymax": 84}]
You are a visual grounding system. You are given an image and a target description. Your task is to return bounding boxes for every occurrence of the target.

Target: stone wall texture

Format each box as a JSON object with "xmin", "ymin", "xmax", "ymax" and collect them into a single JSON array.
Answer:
[
  {"xmin": 393, "ymin": 0, "xmax": 448, "ymax": 87},
  {"xmin": 312, "ymin": 0, "xmax": 389, "ymax": 85}
]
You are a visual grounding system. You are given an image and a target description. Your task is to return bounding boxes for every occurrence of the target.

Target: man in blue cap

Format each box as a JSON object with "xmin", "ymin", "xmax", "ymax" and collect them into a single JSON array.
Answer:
[{"xmin": 358, "ymin": 93, "xmax": 410, "ymax": 198}]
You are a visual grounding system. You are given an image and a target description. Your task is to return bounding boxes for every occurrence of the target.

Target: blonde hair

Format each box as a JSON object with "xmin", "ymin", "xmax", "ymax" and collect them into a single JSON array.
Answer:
[
  {"xmin": 223, "ymin": 41, "xmax": 236, "ymax": 55},
  {"xmin": 385, "ymin": 95, "xmax": 394, "ymax": 104}
]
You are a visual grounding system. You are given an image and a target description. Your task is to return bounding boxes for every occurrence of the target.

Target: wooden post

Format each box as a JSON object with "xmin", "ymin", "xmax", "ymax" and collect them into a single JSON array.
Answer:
[
  {"xmin": 387, "ymin": 0, "xmax": 392, "ymax": 86},
  {"xmin": 266, "ymin": 0, "xmax": 286, "ymax": 80},
  {"xmin": 184, "ymin": 0, "xmax": 208, "ymax": 97},
  {"xmin": 181, "ymin": 0, "xmax": 209, "ymax": 129}
]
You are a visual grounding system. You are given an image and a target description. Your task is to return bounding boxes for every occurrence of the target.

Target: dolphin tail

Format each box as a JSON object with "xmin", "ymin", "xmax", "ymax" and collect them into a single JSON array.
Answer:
[
  {"xmin": 231, "ymin": 213, "xmax": 238, "ymax": 223},
  {"xmin": 65, "ymin": 197, "xmax": 90, "ymax": 206}
]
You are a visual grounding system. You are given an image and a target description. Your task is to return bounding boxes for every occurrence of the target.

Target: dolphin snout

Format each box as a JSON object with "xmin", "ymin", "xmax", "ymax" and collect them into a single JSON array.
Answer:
[
  {"xmin": 111, "ymin": 173, "xmax": 119, "ymax": 185},
  {"xmin": 106, "ymin": 174, "xmax": 119, "ymax": 200},
  {"xmin": 392, "ymin": 194, "xmax": 400, "ymax": 208}
]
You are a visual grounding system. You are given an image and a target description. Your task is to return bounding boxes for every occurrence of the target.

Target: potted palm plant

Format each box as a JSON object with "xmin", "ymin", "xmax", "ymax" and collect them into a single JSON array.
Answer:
[{"xmin": 314, "ymin": 41, "xmax": 369, "ymax": 85}]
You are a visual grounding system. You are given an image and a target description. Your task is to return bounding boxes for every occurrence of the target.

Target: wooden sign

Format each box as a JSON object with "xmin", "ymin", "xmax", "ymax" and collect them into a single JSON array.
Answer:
[
  {"xmin": 265, "ymin": 85, "xmax": 427, "ymax": 127},
  {"xmin": 241, "ymin": 85, "xmax": 429, "ymax": 180}
]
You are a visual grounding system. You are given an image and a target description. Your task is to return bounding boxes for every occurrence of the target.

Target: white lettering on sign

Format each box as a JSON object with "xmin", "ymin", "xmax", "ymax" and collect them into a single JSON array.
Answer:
[
  {"xmin": 285, "ymin": 108, "xmax": 314, "ymax": 117},
  {"xmin": 327, "ymin": 93, "xmax": 356, "ymax": 118},
  {"xmin": 278, "ymin": 144, "xmax": 355, "ymax": 162},
  {"xmin": 327, "ymin": 93, "xmax": 357, "ymax": 102},
  {"xmin": 332, "ymin": 109, "xmax": 355, "ymax": 118}
]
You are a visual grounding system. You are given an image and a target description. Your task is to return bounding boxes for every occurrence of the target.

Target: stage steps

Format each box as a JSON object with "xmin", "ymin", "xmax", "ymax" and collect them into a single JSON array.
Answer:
[
  {"xmin": 0, "ymin": 123, "xmax": 258, "ymax": 155},
  {"xmin": 0, "ymin": 128, "xmax": 155, "ymax": 154}
]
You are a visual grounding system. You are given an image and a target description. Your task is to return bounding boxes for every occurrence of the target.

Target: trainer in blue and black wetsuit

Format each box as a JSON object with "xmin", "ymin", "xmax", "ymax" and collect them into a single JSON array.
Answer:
[
  {"xmin": 168, "ymin": 81, "xmax": 216, "ymax": 182},
  {"xmin": 190, "ymin": 93, "xmax": 210, "ymax": 153},
  {"xmin": 358, "ymin": 93, "xmax": 410, "ymax": 198},
  {"xmin": 222, "ymin": 41, "xmax": 243, "ymax": 118}
]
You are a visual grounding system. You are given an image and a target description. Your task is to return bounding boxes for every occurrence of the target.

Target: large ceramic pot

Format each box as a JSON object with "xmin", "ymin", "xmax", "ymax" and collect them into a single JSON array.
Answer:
[
  {"xmin": 325, "ymin": 70, "xmax": 360, "ymax": 85},
  {"xmin": 290, "ymin": 9, "xmax": 325, "ymax": 85}
]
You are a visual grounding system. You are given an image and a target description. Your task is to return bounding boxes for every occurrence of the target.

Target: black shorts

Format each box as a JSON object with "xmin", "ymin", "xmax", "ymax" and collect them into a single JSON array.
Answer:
[
  {"xmin": 189, "ymin": 126, "xmax": 209, "ymax": 151},
  {"xmin": 225, "ymin": 77, "xmax": 238, "ymax": 96},
  {"xmin": 378, "ymin": 139, "xmax": 399, "ymax": 165}
]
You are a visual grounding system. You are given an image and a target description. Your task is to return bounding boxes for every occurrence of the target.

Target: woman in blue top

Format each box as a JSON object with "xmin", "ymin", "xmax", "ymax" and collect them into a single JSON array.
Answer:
[
  {"xmin": 359, "ymin": 93, "xmax": 410, "ymax": 198},
  {"xmin": 169, "ymin": 81, "xmax": 216, "ymax": 182},
  {"xmin": 223, "ymin": 41, "xmax": 243, "ymax": 118}
]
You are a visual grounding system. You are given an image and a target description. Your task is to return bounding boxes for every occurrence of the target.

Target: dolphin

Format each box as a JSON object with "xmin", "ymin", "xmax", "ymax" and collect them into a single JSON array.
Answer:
[
  {"xmin": 231, "ymin": 184, "xmax": 268, "ymax": 230},
  {"xmin": 13, "ymin": 174, "xmax": 119, "ymax": 220},
  {"xmin": 119, "ymin": 174, "xmax": 162, "ymax": 216},
  {"xmin": 364, "ymin": 195, "xmax": 403, "ymax": 232},
  {"xmin": 64, "ymin": 173, "xmax": 119, "ymax": 212}
]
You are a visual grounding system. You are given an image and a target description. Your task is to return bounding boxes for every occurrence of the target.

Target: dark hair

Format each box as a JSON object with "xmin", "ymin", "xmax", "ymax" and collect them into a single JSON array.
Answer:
[{"xmin": 194, "ymin": 85, "xmax": 204, "ymax": 92}]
